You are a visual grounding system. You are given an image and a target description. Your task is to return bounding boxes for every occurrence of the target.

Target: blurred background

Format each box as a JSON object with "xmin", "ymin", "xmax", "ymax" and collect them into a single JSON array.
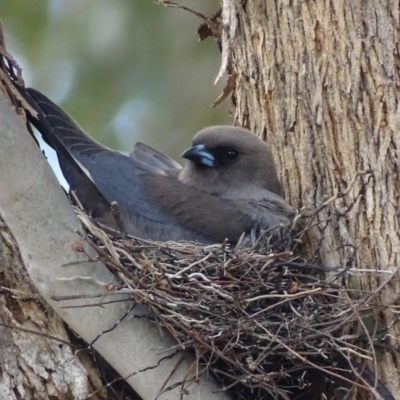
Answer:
[{"xmin": 1, "ymin": 0, "xmax": 229, "ymax": 163}]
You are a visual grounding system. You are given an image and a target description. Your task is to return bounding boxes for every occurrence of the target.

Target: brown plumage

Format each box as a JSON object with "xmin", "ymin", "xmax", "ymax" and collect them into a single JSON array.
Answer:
[
  {"xmin": 21, "ymin": 87, "xmax": 294, "ymax": 244},
  {"xmin": 179, "ymin": 126, "xmax": 283, "ymax": 196}
]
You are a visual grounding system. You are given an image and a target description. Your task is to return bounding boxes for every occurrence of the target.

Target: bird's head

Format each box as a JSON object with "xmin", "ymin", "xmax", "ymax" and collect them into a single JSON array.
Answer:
[{"xmin": 179, "ymin": 126, "xmax": 282, "ymax": 196}]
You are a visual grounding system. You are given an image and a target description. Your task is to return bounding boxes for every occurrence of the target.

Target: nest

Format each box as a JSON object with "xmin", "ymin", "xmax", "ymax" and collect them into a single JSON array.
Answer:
[{"xmin": 67, "ymin": 171, "xmax": 396, "ymax": 400}]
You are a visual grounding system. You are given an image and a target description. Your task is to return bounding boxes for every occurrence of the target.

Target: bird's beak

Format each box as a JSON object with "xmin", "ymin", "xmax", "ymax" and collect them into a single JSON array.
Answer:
[{"xmin": 181, "ymin": 144, "xmax": 215, "ymax": 167}]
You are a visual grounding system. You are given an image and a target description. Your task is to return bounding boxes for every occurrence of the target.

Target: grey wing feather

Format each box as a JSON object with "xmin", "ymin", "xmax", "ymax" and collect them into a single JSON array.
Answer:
[
  {"xmin": 249, "ymin": 192, "xmax": 295, "ymax": 231},
  {"xmin": 130, "ymin": 142, "xmax": 182, "ymax": 171}
]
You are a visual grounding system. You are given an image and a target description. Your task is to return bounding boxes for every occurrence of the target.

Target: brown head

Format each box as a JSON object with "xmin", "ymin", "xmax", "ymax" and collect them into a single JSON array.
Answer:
[{"xmin": 179, "ymin": 126, "xmax": 282, "ymax": 196}]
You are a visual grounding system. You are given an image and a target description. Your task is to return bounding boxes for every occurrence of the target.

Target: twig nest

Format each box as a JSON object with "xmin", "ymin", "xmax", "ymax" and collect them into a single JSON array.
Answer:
[{"xmin": 75, "ymin": 171, "xmax": 394, "ymax": 400}]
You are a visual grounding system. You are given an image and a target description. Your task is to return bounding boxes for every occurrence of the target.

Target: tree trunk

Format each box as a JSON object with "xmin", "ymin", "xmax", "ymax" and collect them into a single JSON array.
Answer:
[
  {"xmin": 219, "ymin": 0, "xmax": 400, "ymax": 398},
  {"xmin": 0, "ymin": 217, "xmax": 108, "ymax": 400}
]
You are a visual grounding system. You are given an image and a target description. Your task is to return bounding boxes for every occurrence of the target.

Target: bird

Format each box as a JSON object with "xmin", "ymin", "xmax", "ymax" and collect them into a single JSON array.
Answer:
[{"xmin": 20, "ymin": 87, "xmax": 294, "ymax": 244}]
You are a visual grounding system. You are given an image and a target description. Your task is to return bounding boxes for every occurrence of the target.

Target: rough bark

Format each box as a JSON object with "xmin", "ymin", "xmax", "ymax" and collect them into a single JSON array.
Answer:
[
  {"xmin": 0, "ymin": 218, "xmax": 108, "ymax": 400},
  {"xmin": 219, "ymin": 0, "xmax": 400, "ymax": 398}
]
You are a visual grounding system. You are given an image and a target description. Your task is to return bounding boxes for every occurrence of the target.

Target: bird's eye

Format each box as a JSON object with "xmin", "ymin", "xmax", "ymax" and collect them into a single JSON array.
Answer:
[{"xmin": 225, "ymin": 149, "xmax": 238, "ymax": 160}]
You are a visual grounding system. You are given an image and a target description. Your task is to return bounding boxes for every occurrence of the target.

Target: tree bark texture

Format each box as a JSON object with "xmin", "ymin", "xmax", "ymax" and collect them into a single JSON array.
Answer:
[
  {"xmin": 0, "ymin": 218, "xmax": 107, "ymax": 400},
  {"xmin": 220, "ymin": 0, "xmax": 400, "ymax": 397}
]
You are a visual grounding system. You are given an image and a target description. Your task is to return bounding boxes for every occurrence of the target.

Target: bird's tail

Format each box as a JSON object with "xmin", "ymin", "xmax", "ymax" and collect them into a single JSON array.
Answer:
[
  {"xmin": 14, "ymin": 84, "xmax": 120, "ymax": 230},
  {"xmin": 24, "ymin": 87, "xmax": 106, "ymax": 158}
]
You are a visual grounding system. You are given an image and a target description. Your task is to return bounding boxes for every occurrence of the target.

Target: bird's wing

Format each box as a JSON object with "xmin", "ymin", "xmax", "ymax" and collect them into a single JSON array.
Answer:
[
  {"xmin": 130, "ymin": 142, "xmax": 183, "ymax": 171},
  {"xmin": 253, "ymin": 194, "xmax": 295, "ymax": 229},
  {"xmin": 23, "ymin": 88, "xmax": 255, "ymax": 243},
  {"xmin": 224, "ymin": 189, "xmax": 295, "ymax": 234},
  {"xmin": 14, "ymin": 85, "xmax": 119, "ymax": 229},
  {"xmin": 257, "ymin": 191, "xmax": 295, "ymax": 220}
]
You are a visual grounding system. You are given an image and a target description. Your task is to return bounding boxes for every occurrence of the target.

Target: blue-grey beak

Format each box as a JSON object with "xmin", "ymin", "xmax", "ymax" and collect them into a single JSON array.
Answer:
[{"xmin": 181, "ymin": 144, "xmax": 215, "ymax": 167}]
